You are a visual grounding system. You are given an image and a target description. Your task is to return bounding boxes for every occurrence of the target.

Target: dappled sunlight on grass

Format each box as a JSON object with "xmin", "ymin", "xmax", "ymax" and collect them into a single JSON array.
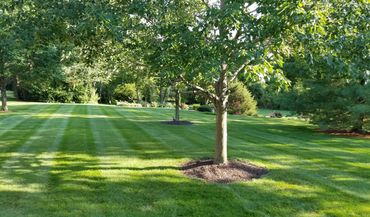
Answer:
[{"xmin": 0, "ymin": 103, "xmax": 369, "ymax": 216}]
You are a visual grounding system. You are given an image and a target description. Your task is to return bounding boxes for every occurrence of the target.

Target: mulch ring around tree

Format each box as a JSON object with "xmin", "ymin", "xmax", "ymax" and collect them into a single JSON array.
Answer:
[
  {"xmin": 161, "ymin": 120, "xmax": 193, "ymax": 125},
  {"xmin": 318, "ymin": 130, "xmax": 370, "ymax": 139},
  {"xmin": 181, "ymin": 159, "xmax": 268, "ymax": 183}
]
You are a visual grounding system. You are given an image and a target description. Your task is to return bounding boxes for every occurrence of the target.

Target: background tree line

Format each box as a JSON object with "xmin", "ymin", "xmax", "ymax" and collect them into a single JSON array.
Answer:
[{"xmin": 1, "ymin": 0, "xmax": 368, "ymax": 163}]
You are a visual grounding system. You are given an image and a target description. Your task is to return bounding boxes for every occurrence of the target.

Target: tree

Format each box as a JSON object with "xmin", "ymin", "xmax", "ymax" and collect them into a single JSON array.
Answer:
[
  {"xmin": 140, "ymin": 0, "xmax": 306, "ymax": 164},
  {"xmin": 3, "ymin": 0, "xmax": 127, "ymax": 105},
  {"xmin": 286, "ymin": 0, "xmax": 370, "ymax": 132},
  {"xmin": 0, "ymin": 1, "xmax": 20, "ymax": 111}
]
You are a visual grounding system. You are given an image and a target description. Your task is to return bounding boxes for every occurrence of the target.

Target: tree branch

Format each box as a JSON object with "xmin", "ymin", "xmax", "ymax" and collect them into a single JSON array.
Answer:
[
  {"xmin": 201, "ymin": 0, "xmax": 211, "ymax": 9},
  {"xmin": 233, "ymin": 29, "xmax": 242, "ymax": 41},
  {"xmin": 229, "ymin": 60, "xmax": 252, "ymax": 83},
  {"xmin": 179, "ymin": 75, "xmax": 219, "ymax": 101}
]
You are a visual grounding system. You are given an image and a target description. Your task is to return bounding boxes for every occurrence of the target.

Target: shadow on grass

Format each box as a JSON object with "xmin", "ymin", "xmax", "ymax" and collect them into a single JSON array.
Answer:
[
  {"xmin": 0, "ymin": 104, "xmax": 369, "ymax": 216},
  {"xmin": 0, "ymin": 153, "xmax": 326, "ymax": 217},
  {"xmin": 1, "ymin": 151, "xmax": 368, "ymax": 217}
]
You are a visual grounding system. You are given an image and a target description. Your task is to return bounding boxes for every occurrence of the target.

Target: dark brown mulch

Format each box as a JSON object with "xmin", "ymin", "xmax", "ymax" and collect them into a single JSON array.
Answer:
[
  {"xmin": 182, "ymin": 159, "xmax": 268, "ymax": 183},
  {"xmin": 161, "ymin": 120, "xmax": 193, "ymax": 125},
  {"xmin": 318, "ymin": 130, "xmax": 370, "ymax": 139}
]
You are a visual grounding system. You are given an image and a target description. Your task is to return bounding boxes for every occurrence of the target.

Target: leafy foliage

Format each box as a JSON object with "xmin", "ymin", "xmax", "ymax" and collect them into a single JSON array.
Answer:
[
  {"xmin": 114, "ymin": 83, "xmax": 137, "ymax": 103},
  {"xmin": 228, "ymin": 81, "xmax": 257, "ymax": 116},
  {"xmin": 296, "ymin": 81, "xmax": 370, "ymax": 132},
  {"xmin": 0, "ymin": 0, "xmax": 368, "ymax": 161},
  {"xmin": 197, "ymin": 105, "xmax": 213, "ymax": 113}
]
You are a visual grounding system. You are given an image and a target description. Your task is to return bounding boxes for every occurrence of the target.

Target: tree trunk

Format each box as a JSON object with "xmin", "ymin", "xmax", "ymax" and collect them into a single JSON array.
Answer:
[
  {"xmin": 163, "ymin": 87, "xmax": 169, "ymax": 103},
  {"xmin": 136, "ymin": 87, "xmax": 140, "ymax": 103},
  {"xmin": 214, "ymin": 101, "xmax": 227, "ymax": 164},
  {"xmin": 13, "ymin": 75, "xmax": 19, "ymax": 100},
  {"xmin": 160, "ymin": 86, "xmax": 165, "ymax": 104},
  {"xmin": 213, "ymin": 0, "xmax": 229, "ymax": 164},
  {"xmin": 1, "ymin": 81, "xmax": 8, "ymax": 112},
  {"xmin": 98, "ymin": 82, "xmax": 103, "ymax": 102},
  {"xmin": 174, "ymin": 89, "xmax": 181, "ymax": 121},
  {"xmin": 352, "ymin": 115, "xmax": 365, "ymax": 133},
  {"xmin": 214, "ymin": 67, "xmax": 228, "ymax": 164}
]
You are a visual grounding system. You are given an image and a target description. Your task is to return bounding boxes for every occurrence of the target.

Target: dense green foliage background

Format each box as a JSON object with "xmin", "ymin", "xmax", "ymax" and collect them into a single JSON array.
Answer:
[{"xmin": 1, "ymin": 0, "xmax": 369, "ymax": 132}]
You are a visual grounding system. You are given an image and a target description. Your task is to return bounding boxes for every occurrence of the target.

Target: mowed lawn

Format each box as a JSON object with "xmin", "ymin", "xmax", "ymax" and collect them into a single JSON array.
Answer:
[{"xmin": 0, "ymin": 103, "xmax": 369, "ymax": 217}]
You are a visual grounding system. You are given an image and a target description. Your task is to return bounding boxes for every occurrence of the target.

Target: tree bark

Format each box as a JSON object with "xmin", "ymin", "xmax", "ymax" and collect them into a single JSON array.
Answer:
[
  {"xmin": 213, "ymin": 0, "xmax": 228, "ymax": 164},
  {"xmin": 213, "ymin": 64, "xmax": 229, "ymax": 164},
  {"xmin": 174, "ymin": 89, "xmax": 181, "ymax": 121},
  {"xmin": 13, "ymin": 75, "xmax": 19, "ymax": 100},
  {"xmin": 98, "ymin": 82, "xmax": 103, "ymax": 102},
  {"xmin": 352, "ymin": 115, "xmax": 365, "ymax": 133},
  {"xmin": 160, "ymin": 86, "xmax": 165, "ymax": 104},
  {"xmin": 1, "ymin": 81, "xmax": 8, "ymax": 112},
  {"xmin": 136, "ymin": 87, "xmax": 140, "ymax": 103},
  {"xmin": 214, "ymin": 101, "xmax": 227, "ymax": 164}
]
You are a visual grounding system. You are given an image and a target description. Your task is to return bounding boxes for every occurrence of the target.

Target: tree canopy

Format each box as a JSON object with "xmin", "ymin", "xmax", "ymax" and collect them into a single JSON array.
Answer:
[{"xmin": 1, "ymin": 0, "xmax": 368, "ymax": 162}]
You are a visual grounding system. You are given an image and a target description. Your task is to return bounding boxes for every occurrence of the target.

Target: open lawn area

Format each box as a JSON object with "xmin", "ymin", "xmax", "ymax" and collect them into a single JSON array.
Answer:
[{"xmin": 0, "ymin": 102, "xmax": 369, "ymax": 217}]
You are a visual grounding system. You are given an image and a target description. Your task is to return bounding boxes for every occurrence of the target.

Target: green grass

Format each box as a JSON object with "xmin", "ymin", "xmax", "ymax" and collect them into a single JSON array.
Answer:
[
  {"xmin": 0, "ymin": 102, "xmax": 369, "ymax": 217},
  {"xmin": 5, "ymin": 91, "xmax": 16, "ymax": 101}
]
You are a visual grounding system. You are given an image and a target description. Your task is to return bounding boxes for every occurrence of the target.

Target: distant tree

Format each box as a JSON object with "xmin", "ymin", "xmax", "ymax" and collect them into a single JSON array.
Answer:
[
  {"xmin": 0, "ymin": 1, "xmax": 21, "ymax": 111},
  {"xmin": 289, "ymin": 0, "xmax": 370, "ymax": 132}
]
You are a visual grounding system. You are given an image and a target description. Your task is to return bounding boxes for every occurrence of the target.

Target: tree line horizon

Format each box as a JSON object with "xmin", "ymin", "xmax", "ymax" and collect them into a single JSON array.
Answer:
[{"xmin": 1, "ymin": 0, "xmax": 369, "ymax": 163}]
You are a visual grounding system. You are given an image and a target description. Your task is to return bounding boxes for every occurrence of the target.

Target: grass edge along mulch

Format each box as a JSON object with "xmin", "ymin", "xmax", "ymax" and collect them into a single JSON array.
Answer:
[
  {"xmin": 161, "ymin": 120, "xmax": 193, "ymax": 125},
  {"xmin": 181, "ymin": 159, "xmax": 268, "ymax": 183}
]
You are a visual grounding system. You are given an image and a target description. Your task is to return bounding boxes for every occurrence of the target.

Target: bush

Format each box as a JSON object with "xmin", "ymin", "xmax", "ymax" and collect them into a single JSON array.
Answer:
[
  {"xmin": 228, "ymin": 81, "xmax": 257, "ymax": 116},
  {"xmin": 150, "ymin": 101, "xmax": 158, "ymax": 108},
  {"xmin": 116, "ymin": 101, "xmax": 142, "ymax": 107},
  {"xmin": 113, "ymin": 83, "xmax": 136, "ymax": 102},
  {"xmin": 47, "ymin": 88, "xmax": 74, "ymax": 103},
  {"xmin": 140, "ymin": 101, "xmax": 151, "ymax": 108},
  {"xmin": 270, "ymin": 112, "xmax": 283, "ymax": 118},
  {"xmin": 157, "ymin": 102, "xmax": 174, "ymax": 108},
  {"xmin": 165, "ymin": 102, "xmax": 174, "ymax": 108},
  {"xmin": 197, "ymin": 105, "xmax": 213, "ymax": 112},
  {"xmin": 297, "ymin": 81, "xmax": 370, "ymax": 132},
  {"xmin": 180, "ymin": 103, "xmax": 189, "ymax": 110},
  {"xmin": 191, "ymin": 104, "xmax": 201, "ymax": 111},
  {"xmin": 78, "ymin": 86, "xmax": 100, "ymax": 104}
]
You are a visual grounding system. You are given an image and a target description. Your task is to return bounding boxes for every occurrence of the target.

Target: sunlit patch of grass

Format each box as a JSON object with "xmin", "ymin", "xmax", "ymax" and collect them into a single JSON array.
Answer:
[{"xmin": 0, "ymin": 103, "xmax": 368, "ymax": 217}]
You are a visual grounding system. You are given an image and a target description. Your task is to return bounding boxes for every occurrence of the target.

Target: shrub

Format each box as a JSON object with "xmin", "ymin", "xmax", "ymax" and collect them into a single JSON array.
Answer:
[
  {"xmin": 296, "ymin": 81, "xmax": 370, "ymax": 132},
  {"xmin": 159, "ymin": 103, "xmax": 172, "ymax": 108},
  {"xmin": 197, "ymin": 105, "xmax": 213, "ymax": 112},
  {"xmin": 191, "ymin": 104, "xmax": 201, "ymax": 111},
  {"xmin": 140, "ymin": 101, "xmax": 151, "ymax": 108},
  {"xmin": 164, "ymin": 102, "xmax": 174, "ymax": 108},
  {"xmin": 150, "ymin": 102, "xmax": 158, "ymax": 108},
  {"xmin": 116, "ymin": 101, "xmax": 142, "ymax": 107},
  {"xmin": 47, "ymin": 88, "xmax": 74, "ymax": 103},
  {"xmin": 78, "ymin": 86, "xmax": 100, "ymax": 104},
  {"xmin": 270, "ymin": 112, "xmax": 283, "ymax": 118},
  {"xmin": 180, "ymin": 103, "xmax": 189, "ymax": 110},
  {"xmin": 113, "ymin": 83, "xmax": 136, "ymax": 102},
  {"xmin": 228, "ymin": 81, "xmax": 257, "ymax": 116}
]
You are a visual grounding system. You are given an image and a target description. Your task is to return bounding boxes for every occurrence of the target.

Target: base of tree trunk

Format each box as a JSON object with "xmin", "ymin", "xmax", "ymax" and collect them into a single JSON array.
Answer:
[
  {"xmin": 0, "ymin": 107, "xmax": 9, "ymax": 112},
  {"xmin": 161, "ymin": 120, "xmax": 193, "ymax": 126},
  {"xmin": 182, "ymin": 159, "xmax": 268, "ymax": 183}
]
